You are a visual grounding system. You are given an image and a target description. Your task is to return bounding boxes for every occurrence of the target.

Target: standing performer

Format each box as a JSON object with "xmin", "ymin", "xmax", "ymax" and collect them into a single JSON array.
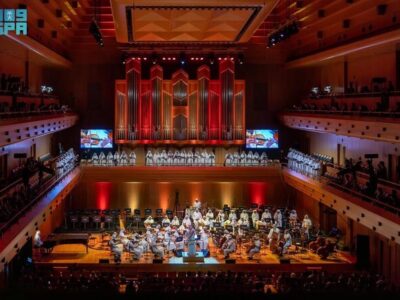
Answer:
[
  {"xmin": 274, "ymin": 209, "xmax": 283, "ymax": 228},
  {"xmin": 185, "ymin": 225, "xmax": 197, "ymax": 256},
  {"xmin": 302, "ymin": 214, "xmax": 312, "ymax": 239}
]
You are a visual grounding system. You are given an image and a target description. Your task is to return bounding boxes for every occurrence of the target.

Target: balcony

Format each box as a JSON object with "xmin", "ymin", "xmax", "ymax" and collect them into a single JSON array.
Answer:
[
  {"xmin": 0, "ymin": 165, "xmax": 81, "ymax": 264},
  {"xmin": 0, "ymin": 112, "xmax": 78, "ymax": 147},
  {"xmin": 282, "ymin": 168, "xmax": 400, "ymax": 244},
  {"xmin": 281, "ymin": 94, "xmax": 400, "ymax": 143}
]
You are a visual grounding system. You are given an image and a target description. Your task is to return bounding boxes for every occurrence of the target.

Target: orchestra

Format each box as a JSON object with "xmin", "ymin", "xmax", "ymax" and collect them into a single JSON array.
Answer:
[{"xmin": 99, "ymin": 200, "xmax": 332, "ymax": 264}]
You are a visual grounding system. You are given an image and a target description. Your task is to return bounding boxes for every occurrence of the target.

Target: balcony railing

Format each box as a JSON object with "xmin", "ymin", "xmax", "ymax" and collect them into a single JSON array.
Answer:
[{"xmin": 0, "ymin": 160, "xmax": 78, "ymax": 238}]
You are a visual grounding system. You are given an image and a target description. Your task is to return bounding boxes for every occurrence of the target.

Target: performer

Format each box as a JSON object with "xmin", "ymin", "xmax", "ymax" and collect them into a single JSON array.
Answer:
[
  {"xmin": 289, "ymin": 209, "xmax": 298, "ymax": 227},
  {"xmin": 109, "ymin": 232, "xmax": 122, "ymax": 263},
  {"xmin": 193, "ymin": 198, "xmax": 201, "ymax": 209},
  {"xmin": 222, "ymin": 234, "xmax": 236, "ymax": 259},
  {"xmin": 282, "ymin": 229, "xmax": 292, "ymax": 254},
  {"xmin": 261, "ymin": 209, "xmax": 272, "ymax": 224},
  {"xmin": 215, "ymin": 210, "xmax": 225, "ymax": 223},
  {"xmin": 33, "ymin": 230, "xmax": 43, "ymax": 248},
  {"xmin": 251, "ymin": 209, "xmax": 259, "ymax": 228},
  {"xmin": 144, "ymin": 216, "xmax": 154, "ymax": 228},
  {"xmin": 171, "ymin": 216, "xmax": 180, "ymax": 227},
  {"xmin": 206, "ymin": 208, "xmax": 214, "ymax": 220},
  {"xmin": 247, "ymin": 235, "xmax": 261, "ymax": 260},
  {"xmin": 240, "ymin": 209, "xmax": 249, "ymax": 221},
  {"xmin": 192, "ymin": 208, "xmax": 202, "ymax": 228},
  {"xmin": 228, "ymin": 209, "xmax": 237, "ymax": 222},
  {"xmin": 161, "ymin": 215, "xmax": 171, "ymax": 227},
  {"xmin": 145, "ymin": 150, "xmax": 153, "ymax": 166},
  {"xmin": 126, "ymin": 151, "xmax": 134, "ymax": 166},
  {"xmin": 182, "ymin": 214, "xmax": 192, "ymax": 228},
  {"xmin": 185, "ymin": 225, "xmax": 197, "ymax": 256},
  {"xmin": 274, "ymin": 209, "xmax": 283, "ymax": 228},
  {"xmin": 302, "ymin": 214, "xmax": 312, "ymax": 239},
  {"xmin": 198, "ymin": 228, "xmax": 209, "ymax": 256},
  {"xmin": 150, "ymin": 238, "xmax": 164, "ymax": 259}
]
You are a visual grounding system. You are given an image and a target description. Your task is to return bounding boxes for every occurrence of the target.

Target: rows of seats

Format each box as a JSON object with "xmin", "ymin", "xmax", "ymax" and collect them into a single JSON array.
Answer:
[{"xmin": 12, "ymin": 269, "xmax": 397, "ymax": 297}]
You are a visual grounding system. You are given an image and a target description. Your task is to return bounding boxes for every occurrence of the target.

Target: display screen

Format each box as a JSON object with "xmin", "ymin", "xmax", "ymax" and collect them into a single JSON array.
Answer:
[
  {"xmin": 80, "ymin": 129, "xmax": 113, "ymax": 149},
  {"xmin": 245, "ymin": 129, "xmax": 279, "ymax": 149}
]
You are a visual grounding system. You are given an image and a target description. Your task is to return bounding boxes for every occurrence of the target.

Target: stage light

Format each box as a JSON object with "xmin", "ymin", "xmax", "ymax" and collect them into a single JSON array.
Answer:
[
  {"xmin": 238, "ymin": 53, "xmax": 244, "ymax": 65},
  {"xmin": 89, "ymin": 18, "xmax": 104, "ymax": 47},
  {"xmin": 179, "ymin": 52, "xmax": 186, "ymax": 65},
  {"xmin": 208, "ymin": 53, "xmax": 215, "ymax": 65},
  {"xmin": 151, "ymin": 53, "xmax": 158, "ymax": 65},
  {"xmin": 162, "ymin": 57, "xmax": 166, "ymax": 60},
  {"xmin": 267, "ymin": 20, "xmax": 299, "ymax": 48}
]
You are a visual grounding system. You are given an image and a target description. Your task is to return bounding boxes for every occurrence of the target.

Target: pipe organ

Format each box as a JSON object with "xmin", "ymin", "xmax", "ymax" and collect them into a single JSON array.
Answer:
[{"xmin": 115, "ymin": 60, "xmax": 245, "ymax": 144}]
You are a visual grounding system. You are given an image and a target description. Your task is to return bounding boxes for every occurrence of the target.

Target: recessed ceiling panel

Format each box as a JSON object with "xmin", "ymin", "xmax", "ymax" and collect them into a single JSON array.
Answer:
[{"xmin": 111, "ymin": 0, "xmax": 280, "ymax": 43}]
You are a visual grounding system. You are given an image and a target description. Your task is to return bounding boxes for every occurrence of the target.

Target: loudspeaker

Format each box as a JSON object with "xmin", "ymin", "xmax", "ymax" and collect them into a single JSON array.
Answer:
[
  {"xmin": 153, "ymin": 259, "xmax": 163, "ymax": 264},
  {"xmin": 99, "ymin": 259, "xmax": 109, "ymax": 264},
  {"xmin": 364, "ymin": 153, "xmax": 379, "ymax": 159},
  {"xmin": 225, "ymin": 259, "xmax": 236, "ymax": 264},
  {"xmin": 279, "ymin": 257, "xmax": 291, "ymax": 264},
  {"xmin": 14, "ymin": 153, "xmax": 27, "ymax": 159},
  {"xmin": 356, "ymin": 235, "xmax": 370, "ymax": 269}
]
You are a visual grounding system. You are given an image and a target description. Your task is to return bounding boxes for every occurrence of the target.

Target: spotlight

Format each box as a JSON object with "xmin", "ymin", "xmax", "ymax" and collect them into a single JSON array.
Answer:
[
  {"xmin": 238, "ymin": 53, "xmax": 244, "ymax": 65},
  {"xmin": 267, "ymin": 20, "xmax": 299, "ymax": 48},
  {"xmin": 208, "ymin": 53, "xmax": 215, "ymax": 65},
  {"xmin": 151, "ymin": 53, "xmax": 158, "ymax": 65},
  {"xmin": 89, "ymin": 19, "xmax": 104, "ymax": 47},
  {"xmin": 179, "ymin": 52, "xmax": 186, "ymax": 65}
]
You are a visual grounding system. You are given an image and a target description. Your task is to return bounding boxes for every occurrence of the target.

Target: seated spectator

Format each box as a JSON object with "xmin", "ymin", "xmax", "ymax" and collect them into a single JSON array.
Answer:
[{"xmin": 376, "ymin": 161, "xmax": 388, "ymax": 180}]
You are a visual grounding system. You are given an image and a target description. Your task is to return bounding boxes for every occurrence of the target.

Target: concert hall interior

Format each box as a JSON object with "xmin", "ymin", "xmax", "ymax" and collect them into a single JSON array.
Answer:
[{"xmin": 1, "ymin": 0, "xmax": 400, "ymax": 298}]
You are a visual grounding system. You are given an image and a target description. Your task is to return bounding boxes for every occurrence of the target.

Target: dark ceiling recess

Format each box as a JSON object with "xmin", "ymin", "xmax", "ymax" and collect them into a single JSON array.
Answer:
[{"xmin": 377, "ymin": 4, "xmax": 388, "ymax": 15}]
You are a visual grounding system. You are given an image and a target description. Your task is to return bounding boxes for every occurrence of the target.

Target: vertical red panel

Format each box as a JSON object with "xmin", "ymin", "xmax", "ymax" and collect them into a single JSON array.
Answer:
[
  {"xmin": 248, "ymin": 182, "xmax": 268, "ymax": 206},
  {"xmin": 95, "ymin": 182, "xmax": 111, "ymax": 210}
]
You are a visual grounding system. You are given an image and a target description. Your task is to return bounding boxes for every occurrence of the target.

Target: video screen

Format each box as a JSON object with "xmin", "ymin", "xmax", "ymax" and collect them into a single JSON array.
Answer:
[
  {"xmin": 80, "ymin": 129, "xmax": 113, "ymax": 149},
  {"xmin": 246, "ymin": 129, "xmax": 279, "ymax": 149}
]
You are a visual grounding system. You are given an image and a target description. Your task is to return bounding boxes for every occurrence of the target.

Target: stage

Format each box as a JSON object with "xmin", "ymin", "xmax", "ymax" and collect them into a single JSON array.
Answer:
[{"xmin": 33, "ymin": 233, "xmax": 356, "ymax": 274}]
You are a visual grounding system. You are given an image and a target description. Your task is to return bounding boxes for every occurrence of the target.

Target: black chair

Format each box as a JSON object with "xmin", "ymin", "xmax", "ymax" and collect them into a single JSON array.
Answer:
[
  {"xmin": 92, "ymin": 215, "xmax": 101, "ymax": 230},
  {"xmin": 81, "ymin": 215, "xmax": 89, "ymax": 230},
  {"xmin": 70, "ymin": 215, "xmax": 78, "ymax": 230},
  {"xmin": 166, "ymin": 209, "xmax": 173, "ymax": 218},
  {"xmin": 134, "ymin": 209, "xmax": 141, "ymax": 216},
  {"xmin": 104, "ymin": 215, "xmax": 113, "ymax": 229},
  {"xmin": 155, "ymin": 208, "xmax": 163, "ymax": 220},
  {"xmin": 144, "ymin": 208, "xmax": 152, "ymax": 217}
]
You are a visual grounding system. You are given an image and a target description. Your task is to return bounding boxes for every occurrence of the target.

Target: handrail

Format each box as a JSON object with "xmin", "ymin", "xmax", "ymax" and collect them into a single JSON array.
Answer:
[
  {"xmin": 285, "ymin": 166, "xmax": 400, "ymax": 216},
  {"xmin": 0, "ymin": 162, "xmax": 78, "ymax": 237},
  {"xmin": 0, "ymin": 152, "xmax": 67, "ymax": 194},
  {"xmin": 285, "ymin": 109, "xmax": 400, "ymax": 117},
  {"xmin": 0, "ymin": 109, "xmax": 72, "ymax": 119},
  {"xmin": 303, "ymin": 90, "xmax": 400, "ymax": 99},
  {"xmin": 324, "ymin": 178, "xmax": 400, "ymax": 216}
]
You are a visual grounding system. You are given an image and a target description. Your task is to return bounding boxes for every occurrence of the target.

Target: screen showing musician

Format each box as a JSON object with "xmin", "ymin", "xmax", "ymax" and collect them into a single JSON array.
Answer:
[
  {"xmin": 80, "ymin": 129, "xmax": 113, "ymax": 149},
  {"xmin": 245, "ymin": 129, "xmax": 279, "ymax": 149}
]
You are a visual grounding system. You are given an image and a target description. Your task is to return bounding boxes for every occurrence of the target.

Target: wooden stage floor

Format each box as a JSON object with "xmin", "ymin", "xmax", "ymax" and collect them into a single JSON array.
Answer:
[{"xmin": 34, "ymin": 234, "xmax": 356, "ymax": 273}]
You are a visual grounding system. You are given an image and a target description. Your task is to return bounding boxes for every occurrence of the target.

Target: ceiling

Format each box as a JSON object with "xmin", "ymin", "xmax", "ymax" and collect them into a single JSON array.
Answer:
[
  {"xmin": 110, "ymin": 0, "xmax": 279, "ymax": 44},
  {"xmin": 0, "ymin": 0, "xmax": 399, "ymax": 65}
]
